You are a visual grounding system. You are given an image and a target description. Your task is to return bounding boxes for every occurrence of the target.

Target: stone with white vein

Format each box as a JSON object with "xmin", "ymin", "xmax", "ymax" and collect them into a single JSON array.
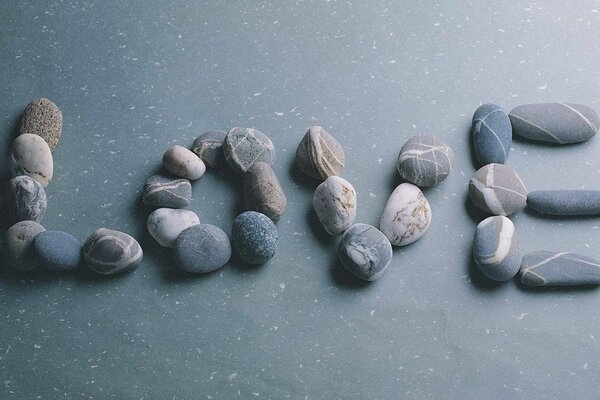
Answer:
[
  {"xmin": 83, "ymin": 228, "xmax": 143, "ymax": 274},
  {"xmin": 396, "ymin": 134, "xmax": 453, "ymax": 187},
  {"xmin": 147, "ymin": 208, "xmax": 200, "ymax": 248},
  {"xmin": 520, "ymin": 251, "xmax": 600, "ymax": 286},
  {"xmin": 313, "ymin": 176, "xmax": 356, "ymax": 236},
  {"xmin": 380, "ymin": 183, "xmax": 431, "ymax": 246},
  {"xmin": 472, "ymin": 104, "xmax": 512, "ymax": 166},
  {"xmin": 468, "ymin": 163, "xmax": 527, "ymax": 216},
  {"xmin": 473, "ymin": 216, "xmax": 521, "ymax": 281}
]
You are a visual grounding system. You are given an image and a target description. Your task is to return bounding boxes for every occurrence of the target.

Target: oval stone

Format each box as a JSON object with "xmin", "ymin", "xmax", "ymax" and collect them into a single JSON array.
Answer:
[
  {"xmin": 472, "ymin": 103, "xmax": 512, "ymax": 165},
  {"xmin": 223, "ymin": 127, "xmax": 275, "ymax": 175},
  {"xmin": 5, "ymin": 221, "xmax": 45, "ymax": 271},
  {"xmin": 520, "ymin": 251, "xmax": 600, "ymax": 286},
  {"xmin": 468, "ymin": 163, "xmax": 527, "ymax": 216},
  {"xmin": 147, "ymin": 208, "xmax": 200, "ymax": 248},
  {"xmin": 33, "ymin": 230, "xmax": 82, "ymax": 271},
  {"xmin": 527, "ymin": 190, "xmax": 600, "ymax": 216},
  {"xmin": 192, "ymin": 130, "xmax": 227, "ymax": 168},
  {"xmin": 19, "ymin": 98, "xmax": 63, "ymax": 151},
  {"xmin": 174, "ymin": 224, "xmax": 232, "ymax": 273},
  {"xmin": 380, "ymin": 183, "xmax": 431, "ymax": 246},
  {"xmin": 232, "ymin": 211, "xmax": 278, "ymax": 264},
  {"xmin": 83, "ymin": 228, "xmax": 143, "ymax": 274},
  {"xmin": 142, "ymin": 174, "xmax": 192, "ymax": 208},
  {"xmin": 162, "ymin": 145, "xmax": 206, "ymax": 180},
  {"xmin": 473, "ymin": 216, "xmax": 521, "ymax": 281},
  {"xmin": 243, "ymin": 161, "xmax": 287, "ymax": 222},
  {"xmin": 8, "ymin": 175, "xmax": 47, "ymax": 223},
  {"xmin": 312, "ymin": 176, "xmax": 357, "ymax": 236},
  {"xmin": 295, "ymin": 126, "xmax": 345, "ymax": 181},
  {"xmin": 10, "ymin": 133, "xmax": 53, "ymax": 187},
  {"xmin": 338, "ymin": 223, "xmax": 393, "ymax": 281},
  {"xmin": 397, "ymin": 134, "xmax": 454, "ymax": 187}
]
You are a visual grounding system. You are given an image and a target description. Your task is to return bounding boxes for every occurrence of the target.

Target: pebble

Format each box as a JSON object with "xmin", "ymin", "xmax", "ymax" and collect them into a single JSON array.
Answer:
[
  {"xmin": 527, "ymin": 190, "xmax": 600, "ymax": 216},
  {"xmin": 295, "ymin": 126, "xmax": 345, "ymax": 181},
  {"xmin": 380, "ymin": 183, "xmax": 431, "ymax": 246},
  {"xmin": 147, "ymin": 208, "xmax": 200, "ymax": 248},
  {"xmin": 19, "ymin": 98, "xmax": 62, "ymax": 151},
  {"xmin": 83, "ymin": 228, "xmax": 143, "ymax": 274},
  {"xmin": 312, "ymin": 176, "xmax": 357, "ymax": 236},
  {"xmin": 520, "ymin": 251, "xmax": 600, "ymax": 286},
  {"xmin": 338, "ymin": 223, "xmax": 393, "ymax": 281},
  {"xmin": 509, "ymin": 103, "xmax": 599, "ymax": 144},
  {"xmin": 162, "ymin": 145, "xmax": 206, "ymax": 180},
  {"xmin": 142, "ymin": 174, "xmax": 192, "ymax": 208},
  {"xmin": 468, "ymin": 163, "xmax": 527, "ymax": 216},
  {"xmin": 10, "ymin": 133, "xmax": 53, "ymax": 187},
  {"xmin": 243, "ymin": 161, "xmax": 287, "ymax": 222},
  {"xmin": 472, "ymin": 216, "xmax": 521, "ymax": 281},
  {"xmin": 174, "ymin": 224, "xmax": 232, "ymax": 273},
  {"xmin": 472, "ymin": 103, "xmax": 512, "ymax": 165},
  {"xmin": 397, "ymin": 134, "xmax": 454, "ymax": 187},
  {"xmin": 33, "ymin": 230, "xmax": 82, "ymax": 271},
  {"xmin": 232, "ymin": 211, "xmax": 278, "ymax": 264},
  {"xmin": 4, "ymin": 221, "xmax": 45, "ymax": 271},
  {"xmin": 192, "ymin": 130, "xmax": 227, "ymax": 168},
  {"xmin": 8, "ymin": 175, "xmax": 47, "ymax": 223},
  {"xmin": 223, "ymin": 127, "xmax": 275, "ymax": 174}
]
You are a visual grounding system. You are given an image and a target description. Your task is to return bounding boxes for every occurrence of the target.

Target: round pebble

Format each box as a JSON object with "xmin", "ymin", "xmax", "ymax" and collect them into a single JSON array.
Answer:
[
  {"xmin": 232, "ymin": 211, "xmax": 278, "ymax": 264},
  {"xmin": 472, "ymin": 216, "xmax": 521, "ymax": 281},
  {"xmin": 162, "ymin": 145, "xmax": 206, "ymax": 180},
  {"xmin": 192, "ymin": 130, "xmax": 227, "ymax": 168},
  {"xmin": 10, "ymin": 133, "xmax": 54, "ymax": 187},
  {"xmin": 396, "ymin": 134, "xmax": 454, "ymax": 187},
  {"xmin": 142, "ymin": 174, "xmax": 192, "ymax": 208},
  {"xmin": 33, "ymin": 230, "xmax": 82, "ymax": 271},
  {"xmin": 147, "ymin": 208, "xmax": 200, "ymax": 248},
  {"xmin": 83, "ymin": 228, "xmax": 143, "ymax": 274},
  {"xmin": 313, "ymin": 176, "xmax": 357, "ymax": 236},
  {"xmin": 469, "ymin": 163, "xmax": 527, "ymax": 216},
  {"xmin": 8, "ymin": 175, "xmax": 47, "ymax": 223},
  {"xmin": 380, "ymin": 183, "xmax": 431, "ymax": 246},
  {"xmin": 472, "ymin": 103, "xmax": 512, "ymax": 165},
  {"xmin": 174, "ymin": 224, "xmax": 232, "ymax": 273},
  {"xmin": 338, "ymin": 223, "xmax": 393, "ymax": 281},
  {"xmin": 243, "ymin": 161, "xmax": 287, "ymax": 222},
  {"xmin": 5, "ymin": 220, "xmax": 45, "ymax": 271},
  {"xmin": 223, "ymin": 127, "xmax": 275, "ymax": 175},
  {"xmin": 295, "ymin": 126, "xmax": 345, "ymax": 181},
  {"xmin": 19, "ymin": 98, "xmax": 62, "ymax": 151}
]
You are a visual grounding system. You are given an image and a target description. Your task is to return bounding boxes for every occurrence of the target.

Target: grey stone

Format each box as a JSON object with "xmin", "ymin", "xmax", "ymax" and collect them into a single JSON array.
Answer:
[
  {"xmin": 472, "ymin": 216, "xmax": 521, "ymax": 281},
  {"xmin": 469, "ymin": 163, "xmax": 527, "ymax": 216},
  {"xmin": 192, "ymin": 130, "xmax": 227, "ymax": 168},
  {"xmin": 174, "ymin": 224, "xmax": 232, "ymax": 273},
  {"xmin": 295, "ymin": 126, "xmax": 345, "ymax": 181},
  {"xmin": 142, "ymin": 174, "xmax": 192, "ymax": 208},
  {"xmin": 8, "ymin": 175, "xmax": 47, "ymax": 223},
  {"xmin": 223, "ymin": 127, "xmax": 275, "ymax": 174},
  {"xmin": 4, "ymin": 221, "xmax": 45, "ymax": 271},
  {"xmin": 527, "ymin": 190, "xmax": 600, "ymax": 216},
  {"xmin": 520, "ymin": 251, "xmax": 600, "ymax": 286},
  {"xmin": 10, "ymin": 133, "xmax": 53, "ymax": 188},
  {"xmin": 83, "ymin": 228, "xmax": 143, "ymax": 274},
  {"xmin": 232, "ymin": 211, "xmax": 278, "ymax": 264},
  {"xmin": 397, "ymin": 134, "xmax": 453, "ymax": 187},
  {"xmin": 147, "ymin": 208, "xmax": 200, "ymax": 248},
  {"xmin": 380, "ymin": 183, "xmax": 431, "ymax": 246},
  {"xmin": 33, "ymin": 230, "xmax": 82, "ymax": 271},
  {"xmin": 243, "ymin": 161, "xmax": 287, "ymax": 222},
  {"xmin": 19, "ymin": 98, "xmax": 62, "ymax": 151},
  {"xmin": 338, "ymin": 223, "xmax": 393, "ymax": 281},
  {"xmin": 472, "ymin": 103, "xmax": 512, "ymax": 165},
  {"xmin": 313, "ymin": 176, "xmax": 357, "ymax": 236},
  {"xmin": 162, "ymin": 145, "xmax": 206, "ymax": 180}
]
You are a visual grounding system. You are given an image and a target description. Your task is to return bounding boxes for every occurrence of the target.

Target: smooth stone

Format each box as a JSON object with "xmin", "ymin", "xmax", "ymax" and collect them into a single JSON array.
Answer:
[
  {"xmin": 83, "ymin": 228, "xmax": 143, "ymax": 274},
  {"xmin": 4, "ymin": 221, "xmax": 45, "ymax": 271},
  {"xmin": 468, "ymin": 163, "xmax": 527, "ymax": 216},
  {"xmin": 472, "ymin": 103, "xmax": 512, "ymax": 165},
  {"xmin": 338, "ymin": 223, "xmax": 393, "ymax": 281},
  {"xmin": 472, "ymin": 216, "xmax": 521, "ymax": 281},
  {"xmin": 223, "ymin": 127, "xmax": 275, "ymax": 174},
  {"xmin": 192, "ymin": 130, "xmax": 227, "ymax": 168},
  {"xmin": 232, "ymin": 211, "xmax": 278, "ymax": 264},
  {"xmin": 312, "ymin": 176, "xmax": 357, "ymax": 236},
  {"xmin": 162, "ymin": 145, "xmax": 206, "ymax": 180},
  {"xmin": 174, "ymin": 224, "xmax": 231, "ymax": 273},
  {"xmin": 8, "ymin": 175, "xmax": 47, "ymax": 223},
  {"xmin": 509, "ymin": 103, "xmax": 599, "ymax": 144},
  {"xmin": 380, "ymin": 183, "xmax": 431, "ymax": 246},
  {"xmin": 147, "ymin": 208, "xmax": 200, "ymax": 248},
  {"xmin": 19, "ymin": 98, "xmax": 62, "ymax": 151},
  {"xmin": 33, "ymin": 230, "xmax": 82, "ymax": 271},
  {"xmin": 520, "ymin": 251, "xmax": 600, "ymax": 286},
  {"xmin": 527, "ymin": 190, "xmax": 600, "ymax": 216},
  {"xmin": 396, "ymin": 134, "xmax": 454, "ymax": 187},
  {"xmin": 295, "ymin": 126, "xmax": 345, "ymax": 181},
  {"xmin": 142, "ymin": 174, "xmax": 192, "ymax": 208},
  {"xmin": 10, "ymin": 133, "xmax": 53, "ymax": 187},
  {"xmin": 243, "ymin": 161, "xmax": 287, "ymax": 222}
]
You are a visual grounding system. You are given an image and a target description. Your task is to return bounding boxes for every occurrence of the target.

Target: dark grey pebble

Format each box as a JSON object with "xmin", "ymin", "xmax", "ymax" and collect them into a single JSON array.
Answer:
[
  {"xmin": 83, "ymin": 228, "xmax": 143, "ymax": 274},
  {"xmin": 174, "ymin": 224, "xmax": 232, "ymax": 273},
  {"xmin": 472, "ymin": 104, "xmax": 512, "ymax": 165},
  {"xmin": 469, "ymin": 163, "xmax": 527, "ymax": 216},
  {"xmin": 33, "ymin": 230, "xmax": 82, "ymax": 271},
  {"xmin": 527, "ymin": 190, "xmax": 600, "ymax": 216},
  {"xmin": 8, "ymin": 175, "xmax": 47, "ymax": 223},
  {"xmin": 295, "ymin": 126, "xmax": 345, "ymax": 181},
  {"xmin": 142, "ymin": 174, "xmax": 192, "ymax": 208},
  {"xmin": 232, "ymin": 211, "xmax": 278, "ymax": 264},
  {"xmin": 243, "ymin": 161, "xmax": 287, "ymax": 222},
  {"xmin": 19, "ymin": 98, "xmax": 62, "ymax": 151},
  {"xmin": 192, "ymin": 130, "xmax": 227, "ymax": 168},
  {"xmin": 223, "ymin": 127, "xmax": 275, "ymax": 174},
  {"xmin": 4, "ymin": 221, "xmax": 45, "ymax": 271},
  {"xmin": 397, "ymin": 134, "xmax": 453, "ymax": 187},
  {"xmin": 338, "ymin": 223, "xmax": 393, "ymax": 281},
  {"xmin": 472, "ymin": 216, "xmax": 521, "ymax": 281},
  {"xmin": 520, "ymin": 251, "xmax": 600, "ymax": 286}
]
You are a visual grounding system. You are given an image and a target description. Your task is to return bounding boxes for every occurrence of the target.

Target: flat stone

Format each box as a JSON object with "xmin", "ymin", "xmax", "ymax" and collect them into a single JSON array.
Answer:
[
  {"xmin": 10, "ymin": 133, "xmax": 53, "ymax": 188},
  {"xmin": 472, "ymin": 216, "xmax": 521, "ymax": 281},
  {"xmin": 243, "ymin": 161, "xmax": 287, "ymax": 222},
  {"xmin": 223, "ymin": 127, "xmax": 275, "ymax": 174},
  {"xmin": 174, "ymin": 224, "xmax": 231, "ymax": 273},
  {"xmin": 469, "ymin": 163, "xmax": 527, "ymax": 216},
  {"xmin": 8, "ymin": 175, "xmax": 47, "ymax": 223},
  {"xmin": 147, "ymin": 208, "xmax": 200, "ymax": 248},
  {"xmin": 4, "ymin": 221, "xmax": 45, "ymax": 271},
  {"xmin": 509, "ymin": 103, "xmax": 599, "ymax": 144},
  {"xmin": 295, "ymin": 126, "xmax": 345, "ymax": 181},
  {"xmin": 527, "ymin": 190, "xmax": 600, "ymax": 216},
  {"xmin": 397, "ymin": 134, "xmax": 453, "ymax": 187},
  {"xmin": 33, "ymin": 230, "xmax": 82, "ymax": 271},
  {"xmin": 232, "ymin": 211, "xmax": 278, "ymax": 264},
  {"xmin": 19, "ymin": 98, "xmax": 62, "ymax": 151},
  {"xmin": 380, "ymin": 183, "xmax": 431, "ymax": 246},
  {"xmin": 520, "ymin": 251, "xmax": 600, "ymax": 286},
  {"xmin": 83, "ymin": 228, "xmax": 143, "ymax": 274},
  {"xmin": 312, "ymin": 176, "xmax": 357, "ymax": 236},
  {"xmin": 472, "ymin": 103, "xmax": 512, "ymax": 165},
  {"xmin": 338, "ymin": 223, "xmax": 393, "ymax": 281},
  {"xmin": 142, "ymin": 174, "xmax": 192, "ymax": 208},
  {"xmin": 162, "ymin": 145, "xmax": 206, "ymax": 180},
  {"xmin": 192, "ymin": 130, "xmax": 227, "ymax": 168}
]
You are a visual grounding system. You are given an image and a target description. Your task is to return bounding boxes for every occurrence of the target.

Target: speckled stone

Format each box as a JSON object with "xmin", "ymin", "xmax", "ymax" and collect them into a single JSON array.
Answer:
[
  {"xmin": 192, "ymin": 130, "xmax": 227, "ymax": 168},
  {"xmin": 472, "ymin": 104, "xmax": 512, "ymax": 165},
  {"xmin": 380, "ymin": 183, "xmax": 431, "ymax": 246},
  {"xmin": 174, "ymin": 224, "xmax": 232, "ymax": 273},
  {"xmin": 162, "ymin": 145, "xmax": 206, "ymax": 180},
  {"xmin": 4, "ymin": 221, "xmax": 45, "ymax": 271},
  {"xmin": 33, "ymin": 230, "xmax": 82, "ymax": 271},
  {"xmin": 8, "ymin": 175, "xmax": 47, "ymax": 223},
  {"xmin": 147, "ymin": 208, "xmax": 200, "ymax": 248},
  {"xmin": 83, "ymin": 228, "xmax": 143, "ymax": 274},
  {"xmin": 397, "ymin": 134, "xmax": 454, "ymax": 187},
  {"xmin": 295, "ymin": 126, "xmax": 345, "ymax": 181},
  {"xmin": 10, "ymin": 133, "xmax": 53, "ymax": 188},
  {"xmin": 232, "ymin": 211, "xmax": 278, "ymax": 264},
  {"xmin": 472, "ymin": 216, "xmax": 521, "ymax": 281},
  {"xmin": 468, "ymin": 163, "xmax": 527, "ymax": 216},
  {"xmin": 243, "ymin": 161, "xmax": 287, "ymax": 222},
  {"xmin": 527, "ymin": 190, "xmax": 600, "ymax": 216},
  {"xmin": 142, "ymin": 174, "xmax": 192, "ymax": 208},
  {"xmin": 509, "ymin": 103, "xmax": 599, "ymax": 144},
  {"xmin": 520, "ymin": 251, "xmax": 600, "ymax": 286},
  {"xmin": 338, "ymin": 223, "xmax": 393, "ymax": 281},
  {"xmin": 313, "ymin": 176, "xmax": 357, "ymax": 236},
  {"xmin": 19, "ymin": 98, "xmax": 62, "ymax": 151},
  {"xmin": 223, "ymin": 127, "xmax": 275, "ymax": 174}
]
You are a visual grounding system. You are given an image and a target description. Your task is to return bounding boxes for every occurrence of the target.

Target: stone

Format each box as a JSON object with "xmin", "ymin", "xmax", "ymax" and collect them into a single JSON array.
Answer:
[
  {"xmin": 509, "ymin": 103, "xmax": 599, "ymax": 144},
  {"xmin": 174, "ymin": 224, "xmax": 231, "ymax": 273},
  {"xmin": 312, "ymin": 176, "xmax": 357, "ymax": 236},
  {"xmin": 142, "ymin": 174, "xmax": 192, "ymax": 208},
  {"xmin": 527, "ymin": 190, "xmax": 600, "ymax": 216},
  {"xmin": 223, "ymin": 127, "xmax": 275, "ymax": 174},
  {"xmin": 33, "ymin": 230, "xmax": 82, "ymax": 271},
  {"xmin": 468, "ymin": 163, "xmax": 527, "ymax": 216},
  {"xmin": 520, "ymin": 251, "xmax": 600, "ymax": 286},
  {"xmin": 10, "ymin": 133, "xmax": 53, "ymax": 187},
  {"xmin": 472, "ymin": 216, "xmax": 521, "ymax": 281},
  {"xmin": 192, "ymin": 130, "xmax": 227, "ymax": 168},
  {"xmin": 19, "ymin": 98, "xmax": 62, "ymax": 151},
  {"xmin": 472, "ymin": 103, "xmax": 512, "ymax": 165},
  {"xmin": 83, "ymin": 228, "xmax": 143, "ymax": 274},
  {"xmin": 380, "ymin": 183, "xmax": 431, "ymax": 246},
  {"xmin": 295, "ymin": 126, "xmax": 345, "ymax": 181},
  {"xmin": 232, "ymin": 211, "xmax": 278, "ymax": 264},
  {"xmin": 8, "ymin": 175, "xmax": 47, "ymax": 223},
  {"xmin": 397, "ymin": 134, "xmax": 454, "ymax": 187},
  {"xmin": 4, "ymin": 221, "xmax": 45, "ymax": 271},
  {"xmin": 162, "ymin": 145, "xmax": 206, "ymax": 180},
  {"xmin": 243, "ymin": 161, "xmax": 287, "ymax": 222},
  {"xmin": 338, "ymin": 223, "xmax": 393, "ymax": 281},
  {"xmin": 147, "ymin": 208, "xmax": 200, "ymax": 248}
]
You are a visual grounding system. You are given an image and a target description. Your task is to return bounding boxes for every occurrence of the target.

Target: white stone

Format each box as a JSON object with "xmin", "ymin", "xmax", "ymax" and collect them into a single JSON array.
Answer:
[
  {"xmin": 162, "ymin": 145, "xmax": 206, "ymax": 180},
  {"xmin": 312, "ymin": 176, "xmax": 356, "ymax": 236},
  {"xmin": 379, "ymin": 183, "xmax": 431, "ymax": 246},
  {"xmin": 11, "ymin": 134, "xmax": 53, "ymax": 187},
  {"xmin": 147, "ymin": 208, "xmax": 200, "ymax": 248}
]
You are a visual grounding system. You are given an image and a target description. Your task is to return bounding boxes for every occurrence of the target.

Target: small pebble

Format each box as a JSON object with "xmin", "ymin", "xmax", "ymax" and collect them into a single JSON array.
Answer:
[
  {"xmin": 295, "ymin": 126, "xmax": 345, "ymax": 181},
  {"xmin": 19, "ymin": 98, "xmax": 62, "ymax": 151},
  {"xmin": 472, "ymin": 216, "xmax": 521, "ymax": 281},
  {"xmin": 527, "ymin": 190, "xmax": 600, "ymax": 216},
  {"xmin": 33, "ymin": 230, "xmax": 82, "ymax": 271},
  {"xmin": 142, "ymin": 174, "xmax": 192, "ymax": 208},
  {"xmin": 397, "ymin": 134, "xmax": 454, "ymax": 187},
  {"xmin": 10, "ymin": 133, "xmax": 53, "ymax": 187},
  {"xmin": 469, "ymin": 163, "xmax": 527, "ymax": 216},
  {"xmin": 223, "ymin": 127, "xmax": 275, "ymax": 174},
  {"xmin": 520, "ymin": 251, "xmax": 600, "ymax": 286},
  {"xmin": 472, "ymin": 103, "xmax": 512, "ymax": 165},
  {"xmin": 232, "ymin": 211, "xmax": 278, "ymax": 264},
  {"xmin": 8, "ymin": 175, "xmax": 47, "ymax": 223},
  {"xmin": 338, "ymin": 223, "xmax": 393, "ymax": 281},
  {"xmin": 5, "ymin": 221, "xmax": 45, "ymax": 271},
  {"xmin": 162, "ymin": 145, "xmax": 206, "ymax": 180},
  {"xmin": 312, "ymin": 176, "xmax": 357, "ymax": 236},
  {"xmin": 192, "ymin": 130, "xmax": 227, "ymax": 168},
  {"xmin": 380, "ymin": 183, "xmax": 431, "ymax": 246},
  {"xmin": 174, "ymin": 224, "xmax": 232, "ymax": 273},
  {"xmin": 83, "ymin": 228, "xmax": 143, "ymax": 274},
  {"xmin": 147, "ymin": 208, "xmax": 200, "ymax": 248},
  {"xmin": 243, "ymin": 161, "xmax": 287, "ymax": 222}
]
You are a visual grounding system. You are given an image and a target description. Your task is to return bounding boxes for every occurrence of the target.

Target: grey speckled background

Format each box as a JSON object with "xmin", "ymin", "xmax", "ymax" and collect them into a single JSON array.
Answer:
[{"xmin": 2, "ymin": 1, "xmax": 600, "ymax": 398}]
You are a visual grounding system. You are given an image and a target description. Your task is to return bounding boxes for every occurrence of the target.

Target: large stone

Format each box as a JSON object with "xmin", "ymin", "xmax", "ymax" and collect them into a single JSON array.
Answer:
[
  {"xmin": 527, "ymin": 190, "xmax": 600, "ymax": 216},
  {"xmin": 472, "ymin": 103, "xmax": 512, "ymax": 165},
  {"xmin": 338, "ymin": 224, "xmax": 393, "ymax": 281},
  {"xmin": 83, "ymin": 228, "xmax": 143, "ymax": 274},
  {"xmin": 223, "ymin": 127, "xmax": 275, "ymax": 175},
  {"xmin": 8, "ymin": 175, "xmax": 47, "ymax": 223},
  {"xmin": 147, "ymin": 208, "xmax": 200, "ymax": 248},
  {"xmin": 192, "ymin": 130, "xmax": 227, "ymax": 168},
  {"xmin": 295, "ymin": 126, "xmax": 345, "ymax": 181},
  {"xmin": 33, "ymin": 230, "xmax": 82, "ymax": 271},
  {"xmin": 142, "ymin": 174, "xmax": 192, "ymax": 208},
  {"xmin": 162, "ymin": 145, "xmax": 206, "ymax": 180},
  {"xmin": 472, "ymin": 216, "xmax": 521, "ymax": 281},
  {"xmin": 312, "ymin": 176, "xmax": 357, "ymax": 236},
  {"xmin": 232, "ymin": 211, "xmax": 278, "ymax": 264},
  {"xmin": 468, "ymin": 163, "xmax": 527, "ymax": 216},
  {"xmin": 520, "ymin": 251, "xmax": 600, "ymax": 286},
  {"xmin": 174, "ymin": 224, "xmax": 231, "ymax": 273},
  {"xmin": 243, "ymin": 161, "xmax": 287, "ymax": 222},
  {"xmin": 19, "ymin": 98, "xmax": 62, "ymax": 151},
  {"xmin": 396, "ymin": 134, "xmax": 453, "ymax": 187},
  {"xmin": 10, "ymin": 133, "xmax": 53, "ymax": 188},
  {"xmin": 4, "ymin": 221, "xmax": 45, "ymax": 271},
  {"xmin": 380, "ymin": 183, "xmax": 431, "ymax": 246}
]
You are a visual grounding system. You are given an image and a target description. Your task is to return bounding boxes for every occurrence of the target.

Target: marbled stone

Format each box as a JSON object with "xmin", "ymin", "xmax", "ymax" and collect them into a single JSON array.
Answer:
[
  {"xmin": 527, "ymin": 190, "xmax": 600, "ymax": 216},
  {"xmin": 243, "ymin": 161, "xmax": 287, "ymax": 222},
  {"xmin": 147, "ymin": 208, "xmax": 200, "ymax": 248},
  {"xmin": 338, "ymin": 223, "xmax": 393, "ymax": 281},
  {"xmin": 469, "ymin": 163, "xmax": 527, "ymax": 216},
  {"xmin": 192, "ymin": 130, "xmax": 227, "ymax": 168},
  {"xmin": 174, "ymin": 224, "xmax": 231, "ymax": 273},
  {"xmin": 397, "ymin": 134, "xmax": 454, "ymax": 187},
  {"xmin": 312, "ymin": 176, "xmax": 357, "ymax": 236},
  {"xmin": 4, "ymin": 221, "xmax": 45, "ymax": 271},
  {"xmin": 509, "ymin": 103, "xmax": 599, "ymax": 144},
  {"xmin": 33, "ymin": 230, "xmax": 82, "ymax": 271},
  {"xmin": 19, "ymin": 98, "xmax": 62, "ymax": 151},
  {"xmin": 8, "ymin": 175, "xmax": 47, "ymax": 223},
  {"xmin": 380, "ymin": 183, "xmax": 431, "ymax": 246},
  {"xmin": 142, "ymin": 174, "xmax": 192, "ymax": 208},
  {"xmin": 295, "ymin": 126, "xmax": 345, "ymax": 181},
  {"xmin": 10, "ymin": 133, "xmax": 53, "ymax": 187},
  {"xmin": 472, "ymin": 216, "xmax": 521, "ymax": 281},
  {"xmin": 232, "ymin": 211, "xmax": 278, "ymax": 264},
  {"xmin": 83, "ymin": 228, "xmax": 143, "ymax": 274},
  {"xmin": 472, "ymin": 103, "xmax": 512, "ymax": 165},
  {"xmin": 520, "ymin": 251, "xmax": 600, "ymax": 286},
  {"xmin": 223, "ymin": 127, "xmax": 275, "ymax": 174},
  {"xmin": 162, "ymin": 145, "xmax": 206, "ymax": 180}
]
